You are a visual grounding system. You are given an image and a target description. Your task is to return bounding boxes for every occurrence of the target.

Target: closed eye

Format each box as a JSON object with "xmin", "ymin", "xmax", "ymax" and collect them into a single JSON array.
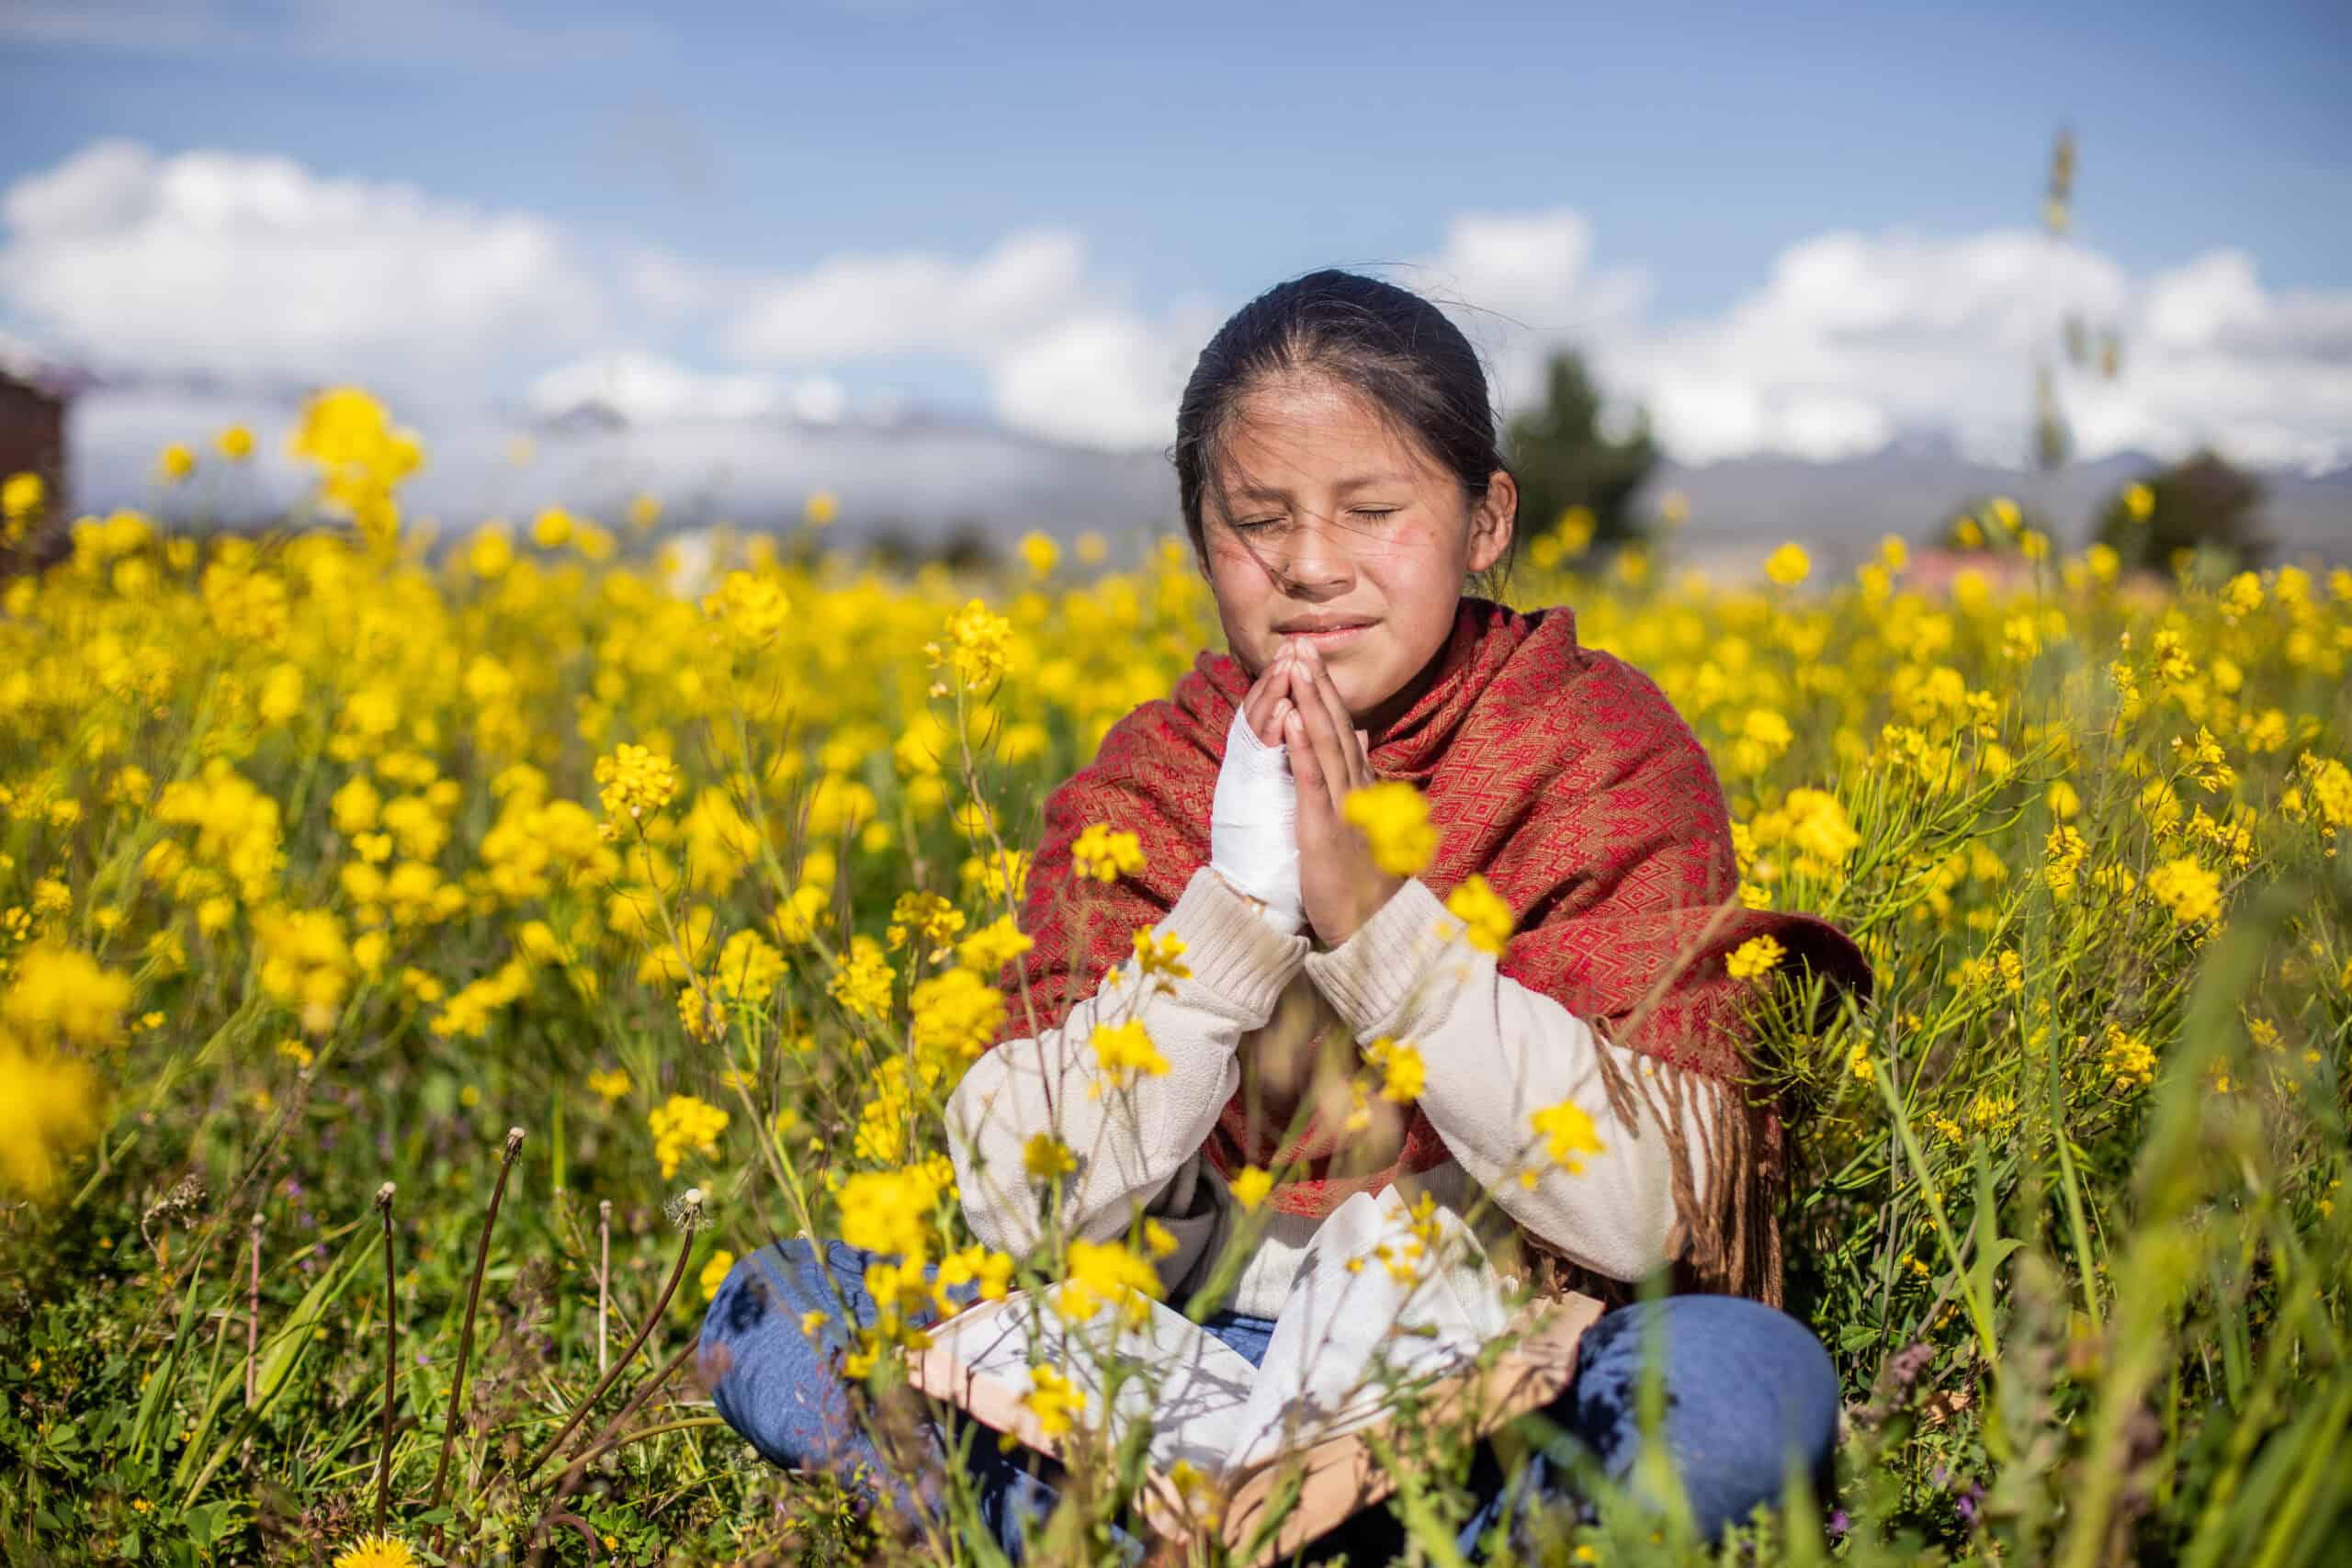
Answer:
[{"xmin": 1230, "ymin": 507, "xmax": 1395, "ymax": 536}]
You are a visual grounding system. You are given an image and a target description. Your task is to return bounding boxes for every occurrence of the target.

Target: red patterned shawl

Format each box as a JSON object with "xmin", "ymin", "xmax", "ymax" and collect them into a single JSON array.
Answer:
[{"xmin": 988, "ymin": 595, "xmax": 1872, "ymax": 1302}]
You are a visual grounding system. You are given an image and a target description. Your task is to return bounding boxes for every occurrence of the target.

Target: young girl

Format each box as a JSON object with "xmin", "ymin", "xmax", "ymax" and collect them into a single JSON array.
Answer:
[{"xmin": 701, "ymin": 269, "xmax": 1872, "ymax": 1559}]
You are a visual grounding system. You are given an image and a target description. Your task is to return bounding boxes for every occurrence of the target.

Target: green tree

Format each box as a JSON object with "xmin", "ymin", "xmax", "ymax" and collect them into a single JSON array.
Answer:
[
  {"xmin": 1504, "ymin": 349, "xmax": 1658, "ymax": 553},
  {"xmin": 2092, "ymin": 449, "xmax": 2271, "ymax": 574}
]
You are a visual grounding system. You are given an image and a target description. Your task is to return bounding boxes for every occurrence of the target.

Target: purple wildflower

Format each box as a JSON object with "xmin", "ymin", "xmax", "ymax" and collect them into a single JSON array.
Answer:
[{"xmin": 1887, "ymin": 1342, "xmax": 1935, "ymax": 1388}]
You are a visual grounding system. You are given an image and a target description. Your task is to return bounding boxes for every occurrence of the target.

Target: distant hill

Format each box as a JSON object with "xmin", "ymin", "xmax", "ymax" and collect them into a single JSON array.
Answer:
[
  {"xmin": 51, "ymin": 378, "xmax": 2351, "ymax": 573},
  {"xmin": 1636, "ymin": 439, "xmax": 2350, "ymax": 574}
]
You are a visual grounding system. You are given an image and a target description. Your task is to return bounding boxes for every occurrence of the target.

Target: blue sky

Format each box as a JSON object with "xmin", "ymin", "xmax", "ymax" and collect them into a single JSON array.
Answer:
[
  {"xmin": 7, "ymin": 1, "xmax": 2345, "ymax": 305},
  {"xmin": 1, "ymin": 0, "xmax": 2346, "ymax": 486}
]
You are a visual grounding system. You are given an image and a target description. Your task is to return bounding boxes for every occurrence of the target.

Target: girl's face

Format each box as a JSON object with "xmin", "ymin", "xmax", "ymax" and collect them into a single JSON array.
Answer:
[{"xmin": 1196, "ymin": 369, "xmax": 1517, "ymax": 734}]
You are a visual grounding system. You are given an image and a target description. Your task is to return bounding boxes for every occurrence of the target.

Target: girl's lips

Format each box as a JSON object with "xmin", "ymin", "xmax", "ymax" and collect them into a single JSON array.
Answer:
[{"xmin": 1283, "ymin": 622, "xmax": 1374, "ymax": 648}]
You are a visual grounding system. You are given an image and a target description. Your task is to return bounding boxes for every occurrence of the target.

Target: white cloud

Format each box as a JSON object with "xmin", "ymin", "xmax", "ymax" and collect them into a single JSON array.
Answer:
[
  {"xmin": 1778, "ymin": 395, "xmax": 1895, "ymax": 463},
  {"xmin": 1406, "ymin": 209, "xmax": 1654, "ymax": 420},
  {"xmin": 989, "ymin": 305, "xmax": 1216, "ymax": 450},
  {"xmin": 619, "ymin": 248, "xmax": 729, "ymax": 320},
  {"xmin": 1574, "ymin": 226, "xmax": 2351, "ymax": 471},
  {"xmin": 724, "ymin": 209, "xmax": 1647, "ymax": 452},
  {"xmin": 1584, "ymin": 227, "xmax": 2120, "ymax": 464},
  {"xmin": 527, "ymin": 352, "xmax": 846, "ymax": 425},
  {"xmin": 5, "ymin": 139, "xmax": 2344, "ymax": 473},
  {"xmin": 2095, "ymin": 250, "xmax": 2352, "ymax": 471},
  {"xmin": 729, "ymin": 229, "xmax": 1090, "ymax": 362},
  {"xmin": 724, "ymin": 227, "xmax": 1219, "ymax": 449},
  {"xmin": 0, "ymin": 139, "xmax": 603, "ymax": 380}
]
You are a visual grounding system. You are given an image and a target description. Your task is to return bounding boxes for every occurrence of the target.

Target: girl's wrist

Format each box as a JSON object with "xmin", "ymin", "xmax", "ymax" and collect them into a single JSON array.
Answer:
[
  {"xmin": 1211, "ymin": 866, "xmax": 1270, "ymax": 916},
  {"xmin": 1167, "ymin": 866, "xmax": 1311, "ymax": 1020}
]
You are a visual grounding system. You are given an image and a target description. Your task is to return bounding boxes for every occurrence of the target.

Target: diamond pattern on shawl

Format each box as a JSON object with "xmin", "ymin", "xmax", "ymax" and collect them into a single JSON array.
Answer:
[{"xmin": 987, "ymin": 595, "xmax": 1872, "ymax": 1294}]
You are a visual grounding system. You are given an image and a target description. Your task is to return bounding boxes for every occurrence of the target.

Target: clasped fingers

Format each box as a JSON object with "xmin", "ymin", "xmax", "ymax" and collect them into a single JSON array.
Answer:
[
  {"xmin": 1240, "ymin": 642, "xmax": 1302, "ymax": 747},
  {"xmin": 1279, "ymin": 639, "xmax": 1374, "ymax": 807}
]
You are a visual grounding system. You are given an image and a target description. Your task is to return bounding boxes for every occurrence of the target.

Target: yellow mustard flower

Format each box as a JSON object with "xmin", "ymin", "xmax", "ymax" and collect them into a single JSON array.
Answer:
[
  {"xmin": 1021, "ymin": 1363, "xmax": 1088, "ymax": 1439},
  {"xmin": 1089, "ymin": 1019, "xmax": 1169, "ymax": 1092},
  {"xmin": 1530, "ymin": 1098, "xmax": 1605, "ymax": 1175},
  {"xmin": 1342, "ymin": 780, "xmax": 1438, "ymax": 877},
  {"xmin": 1763, "ymin": 541, "xmax": 1811, "ymax": 585},
  {"xmin": 1727, "ymin": 933, "xmax": 1785, "ymax": 980},
  {"xmin": 1070, "ymin": 821, "xmax": 1147, "ymax": 884},
  {"xmin": 1444, "ymin": 874, "xmax": 1513, "ymax": 955},
  {"xmin": 648, "ymin": 1095, "xmax": 729, "ymax": 1180}
]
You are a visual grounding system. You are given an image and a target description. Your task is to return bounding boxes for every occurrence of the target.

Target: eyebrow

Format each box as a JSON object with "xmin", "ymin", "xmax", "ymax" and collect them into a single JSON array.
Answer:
[{"xmin": 1221, "ymin": 472, "xmax": 1412, "ymax": 502}]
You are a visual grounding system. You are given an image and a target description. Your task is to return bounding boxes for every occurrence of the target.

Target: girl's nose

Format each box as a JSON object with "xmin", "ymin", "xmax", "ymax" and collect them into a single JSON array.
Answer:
[
  {"xmin": 1276, "ymin": 551, "xmax": 1349, "ymax": 592},
  {"xmin": 1272, "ymin": 515, "xmax": 1355, "ymax": 590}
]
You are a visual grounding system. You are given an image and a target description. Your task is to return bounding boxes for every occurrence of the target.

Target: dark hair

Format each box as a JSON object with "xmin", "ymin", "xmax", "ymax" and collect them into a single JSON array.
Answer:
[{"xmin": 1169, "ymin": 267, "xmax": 1519, "ymax": 594}]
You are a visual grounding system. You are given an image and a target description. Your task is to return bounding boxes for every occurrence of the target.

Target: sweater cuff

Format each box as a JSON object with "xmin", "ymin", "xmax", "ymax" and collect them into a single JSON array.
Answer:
[
  {"xmin": 1302, "ymin": 876, "xmax": 1463, "ymax": 1036},
  {"xmin": 1156, "ymin": 866, "xmax": 1311, "ymax": 1024}
]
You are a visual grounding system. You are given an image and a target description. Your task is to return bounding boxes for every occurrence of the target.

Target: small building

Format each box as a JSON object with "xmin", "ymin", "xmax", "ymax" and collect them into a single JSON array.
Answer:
[{"xmin": 0, "ymin": 341, "xmax": 81, "ymax": 568}]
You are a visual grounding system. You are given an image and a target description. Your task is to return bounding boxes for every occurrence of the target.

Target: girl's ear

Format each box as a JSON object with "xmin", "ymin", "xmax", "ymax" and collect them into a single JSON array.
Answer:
[{"xmin": 1465, "ymin": 468, "xmax": 1519, "ymax": 575}]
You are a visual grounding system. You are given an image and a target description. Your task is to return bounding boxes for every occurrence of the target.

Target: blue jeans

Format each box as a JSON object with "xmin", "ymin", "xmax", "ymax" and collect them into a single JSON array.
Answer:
[{"xmin": 699, "ymin": 1238, "xmax": 1839, "ymax": 1560}]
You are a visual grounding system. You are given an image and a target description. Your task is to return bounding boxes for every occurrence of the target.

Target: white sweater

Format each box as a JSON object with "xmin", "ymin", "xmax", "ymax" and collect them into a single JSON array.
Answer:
[{"xmin": 944, "ymin": 865, "xmax": 1718, "ymax": 1321}]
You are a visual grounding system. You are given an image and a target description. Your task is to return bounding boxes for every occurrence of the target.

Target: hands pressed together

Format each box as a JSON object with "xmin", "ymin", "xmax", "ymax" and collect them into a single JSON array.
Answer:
[{"xmin": 1209, "ymin": 637, "xmax": 1406, "ymax": 948}]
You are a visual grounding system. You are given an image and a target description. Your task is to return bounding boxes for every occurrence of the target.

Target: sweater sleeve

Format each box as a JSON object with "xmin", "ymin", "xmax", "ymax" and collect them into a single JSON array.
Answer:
[
  {"xmin": 945, "ymin": 865, "xmax": 1307, "ymax": 1269},
  {"xmin": 1300, "ymin": 876, "xmax": 1718, "ymax": 1284}
]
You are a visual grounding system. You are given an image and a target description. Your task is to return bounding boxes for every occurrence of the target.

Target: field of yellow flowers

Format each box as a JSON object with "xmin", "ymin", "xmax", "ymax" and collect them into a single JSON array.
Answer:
[{"xmin": 2, "ymin": 389, "xmax": 2349, "ymax": 1567}]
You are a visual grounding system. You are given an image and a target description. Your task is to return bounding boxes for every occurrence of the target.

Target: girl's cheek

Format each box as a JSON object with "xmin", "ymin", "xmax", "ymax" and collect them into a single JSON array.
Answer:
[
  {"xmin": 1204, "ymin": 537, "xmax": 1264, "ymax": 584},
  {"xmin": 1363, "ymin": 525, "xmax": 1444, "ymax": 592},
  {"xmin": 1358, "ymin": 519, "xmax": 1434, "ymax": 570},
  {"xmin": 1207, "ymin": 557, "xmax": 1280, "ymax": 624}
]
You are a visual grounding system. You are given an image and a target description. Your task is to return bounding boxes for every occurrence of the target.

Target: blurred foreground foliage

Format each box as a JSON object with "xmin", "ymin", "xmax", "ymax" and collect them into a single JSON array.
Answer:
[{"xmin": 2, "ymin": 398, "xmax": 2350, "ymax": 1564}]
